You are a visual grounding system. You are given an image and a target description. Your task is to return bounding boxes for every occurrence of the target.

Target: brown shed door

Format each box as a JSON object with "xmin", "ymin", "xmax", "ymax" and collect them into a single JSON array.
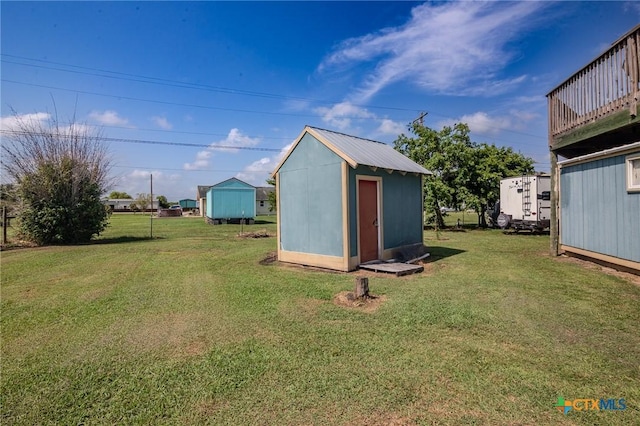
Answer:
[{"xmin": 358, "ymin": 180, "xmax": 379, "ymax": 263}]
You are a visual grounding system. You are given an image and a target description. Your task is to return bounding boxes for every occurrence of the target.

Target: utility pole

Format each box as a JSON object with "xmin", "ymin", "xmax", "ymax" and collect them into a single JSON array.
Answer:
[
  {"xmin": 412, "ymin": 111, "xmax": 428, "ymax": 127},
  {"xmin": 150, "ymin": 173, "xmax": 153, "ymax": 239}
]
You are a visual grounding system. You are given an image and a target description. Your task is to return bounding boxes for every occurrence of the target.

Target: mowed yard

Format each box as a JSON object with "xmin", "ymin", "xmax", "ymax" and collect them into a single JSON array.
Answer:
[{"xmin": 1, "ymin": 214, "xmax": 638, "ymax": 425}]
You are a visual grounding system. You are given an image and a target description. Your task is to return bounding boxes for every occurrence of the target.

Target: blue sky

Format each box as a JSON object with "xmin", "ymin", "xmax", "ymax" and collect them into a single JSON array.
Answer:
[{"xmin": 2, "ymin": 1, "xmax": 639, "ymax": 201}]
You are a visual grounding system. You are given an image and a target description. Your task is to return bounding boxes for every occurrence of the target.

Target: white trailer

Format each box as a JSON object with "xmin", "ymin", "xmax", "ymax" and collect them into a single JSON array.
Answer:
[{"xmin": 496, "ymin": 175, "xmax": 551, "ymax": 231}]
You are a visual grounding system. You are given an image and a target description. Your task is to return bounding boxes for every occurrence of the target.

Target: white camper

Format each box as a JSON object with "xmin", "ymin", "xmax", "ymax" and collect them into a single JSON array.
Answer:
[{"xmin": 496, "ymin": 175, "xmax": 551, "ymax": 231}]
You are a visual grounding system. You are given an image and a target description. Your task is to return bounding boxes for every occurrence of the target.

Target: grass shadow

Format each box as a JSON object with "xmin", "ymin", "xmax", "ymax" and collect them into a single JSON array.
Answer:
[
  {"xmin": 424, "ymin": 246, "xmax": 466, "ymax": 262},
  {"xmin": 253, "ymin": 219, "xmax": 276, "ymax": 225},
  {"xmin": 502, "ymin": 230, "xmax": 550, "ymax": 236},
  {"xmin": 92, "ymin": 236, "xmax": 165, "ymax": 245}
]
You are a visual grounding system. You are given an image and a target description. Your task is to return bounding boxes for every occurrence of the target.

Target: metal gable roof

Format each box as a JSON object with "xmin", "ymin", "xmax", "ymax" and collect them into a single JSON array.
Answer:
[
  {"xmin": 255, "ymin": 186, "xmax": 275, "ymax": 201},
  {"xmin": 210, "ymin": 177, "xmax": 255, "ymax": 189},
  {"xmin": 272, "ymin": 126, "xmax": 431, "ymax": 176}
]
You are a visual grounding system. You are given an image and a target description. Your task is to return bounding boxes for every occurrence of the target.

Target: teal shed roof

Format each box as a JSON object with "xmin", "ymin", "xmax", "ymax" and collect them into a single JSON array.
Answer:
[
  {"xmin": 272, "ymin": 126, "xmax": 431, "ymax": 176},
  {"xmin": 210, "ymin": 177, "xmax": 255, "ymax": 189}
]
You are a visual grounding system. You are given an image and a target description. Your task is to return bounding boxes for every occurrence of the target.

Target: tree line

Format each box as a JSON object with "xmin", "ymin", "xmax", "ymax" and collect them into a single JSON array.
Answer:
[
  {"xmin": 3, "ymin": 107, "xmax": 533, "ymax": 246},
  {"xmin": 106, "ymin": 192, "xmax": 174, "ymax": 211},
  {"xmin": 394, "ymin": 122, "xmax": 534, "ymax": 228}
]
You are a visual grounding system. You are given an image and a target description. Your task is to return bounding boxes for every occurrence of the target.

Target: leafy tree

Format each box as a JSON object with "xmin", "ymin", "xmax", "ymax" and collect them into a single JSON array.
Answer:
[
  {"xmin": 1, "ymin": 109, "xmax": 112, "ymax": 245},
  {"xmin": 156, "ymin": 195, "xmax": 170, "ymax": 209},
  {"xmin": 266, "ymin": 177, "xmax": 277, "ymax": 212},
  {"xmin": 462, "ymin": 143, "xmax": 534, "ymax": 226},
  {"xmin": 394, "ymin": 123, "xmax": 474, "ymax": 228},
  {"xmin": 109, "ymin": 191, "xmax": 132, "ymax": 199},
  {"xmin": 135, "ymin": 193, "xmax": 152, "ymax": 212},
  {"xmin": 394, "ymin": 122, "xmax": 534, "ymax": 228}
]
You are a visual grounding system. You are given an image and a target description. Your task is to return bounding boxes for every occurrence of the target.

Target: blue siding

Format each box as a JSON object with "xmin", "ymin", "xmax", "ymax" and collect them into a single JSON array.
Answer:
[
  {"xmin": 561, "ymin": 153, "xmax": 640, "ymax": 262},
  {"xmin": 348, "ymin": 166, "xmax": 423, "ymax": 257},
  {"xmin": 179, "ymin": 199, "xmax": 197, "ymax": 209},
  {"xmin": 279, "ymin": 133, "xmax": 344, "ymax": 256},
  {"xmin": 206, "ymin": 179, "xmax": 256, "ymax": 219}
]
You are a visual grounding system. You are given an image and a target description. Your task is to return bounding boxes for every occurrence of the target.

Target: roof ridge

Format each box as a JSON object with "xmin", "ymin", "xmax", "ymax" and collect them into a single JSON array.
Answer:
[{"xmin": 306, "ymin": 125, "xmax": 387, "ymax": 146}]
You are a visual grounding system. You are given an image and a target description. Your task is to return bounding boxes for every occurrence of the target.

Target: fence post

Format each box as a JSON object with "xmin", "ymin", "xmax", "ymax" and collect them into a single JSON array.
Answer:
[{"xmin": 2, "ymin": 206, "xmax": 7, "ymax": 245}]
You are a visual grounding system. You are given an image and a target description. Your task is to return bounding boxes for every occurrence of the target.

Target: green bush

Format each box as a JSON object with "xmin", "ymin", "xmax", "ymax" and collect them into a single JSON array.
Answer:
[{"xmin": 18, "ymin": 161, "xmax": 108, "ymax": 245}]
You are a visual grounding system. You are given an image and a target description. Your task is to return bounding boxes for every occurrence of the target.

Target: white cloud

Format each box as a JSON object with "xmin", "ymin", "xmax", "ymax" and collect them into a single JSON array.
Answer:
[
  {"xmin": 376, "ymin": 118, "xmax": 407, "ymax": 136},
  {"xmin": 211, "ymin": 128, "xmax": 260, "ymax": 153},
  {"xmin": 437, "ymin": 110, "xmax": 538, "ymax": 136},
  {"xmin": 314, "ymin": 101, "xmax": 375, "ymax": 130},
  {"xmin": 151, "ymin": 116, "xmax": 172, "ymax": 130},
  {"xmin": 442, "ymin": 112, "xmax": 511, "ymax": 136},
  {"xmin": 0, "ymin": 112, "xmax": 50, "ymax": 130},
  {"xmin": 236, "ymin": 141, "xmax": 294, "ymax": 185},
  {"xmin": 60, "ymin": 123, "xmax": 95, "ymax": 136},
  {"xmin": 183, "ymin": 150, "xmax": 212, "ymax": 171},
  {"xmin": 89, "ymin": 110, "xmax": 132, "ymax": 127},
  {"xmin": 235, "ymin": 157, "xmax": 273, "ymax": 185},
  {"xmin": 1, "ymin": 112, "xmax": 98, "ymax": 137},
  {"xmin": 509, "ymin": 109, "xmax": 538, "ymax": 123},
  {"xmin": 114, "ymin": 169, "xmax": 183, "ymax": 200},
  {"xmin": 183, "ymin": 128, "xmax": 261, "ymax": 170},
  {"xmin": 318, "ymin": 2, "xmax": 546, "ymax": 102}
]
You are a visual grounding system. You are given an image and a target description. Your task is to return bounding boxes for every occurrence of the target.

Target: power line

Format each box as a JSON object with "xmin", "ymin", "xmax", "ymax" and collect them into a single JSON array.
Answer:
[
  {"xmin": 111, "ymin": 165, "xmax": 250, "ymax": 173},
  {"xmin": 86, "ymin": 123, "xmax": 295, "ymax": 141},
  {"xmin": 0, "ymin": 129, "xmax": 284, "ymax": 152},
  {"xmin": 2, "ymin": 79, "xmax": 327, "ymax": 119},
  {"xmin": 0, "ymin": 53, "xmax": 422, "ymax": 113},
  {"xmin": 3, "ymin": 77, "xmax": 548, "ymax": 144},
  {"xmin": 1, "ymin": 54, "xmax": 549, "ymax": 143}
]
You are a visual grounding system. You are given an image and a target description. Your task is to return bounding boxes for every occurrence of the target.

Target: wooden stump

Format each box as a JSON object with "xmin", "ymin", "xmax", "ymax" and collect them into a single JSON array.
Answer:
[{"xmin": 355, "ymin": 277, "xmax": 369, "ymax": 299}]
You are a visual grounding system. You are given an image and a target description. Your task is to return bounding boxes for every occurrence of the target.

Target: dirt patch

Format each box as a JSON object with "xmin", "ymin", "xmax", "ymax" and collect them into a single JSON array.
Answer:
[
  {"xmin": 182, "ymin": 338, "xmax": 208, "ymax": 357},
  {"xmin": 345, "ymin": 412, "xmax": 415, "ymax": 426},
  {"xmin": 123, "ymin": 313, "xmax": 224, "ymax": 358},
  {"xmin": 259, "ymin": 251, "xmax": 278, "ymax": 265},
  {"xmin": 333, "ymin": 291, "xmax": 387, "ymax": 313},
  {"xmin": 193, "ymin": 398, "xmax": 230, "ymax": 417},
  {"xmin": 556, "ymin": 254, "xmax": 640, "ymax": 286},
  {"xmin": 237, "ymin": 229, "xmax": 271, "ymax": 239},
  {"xmin": 0, "ymin": 240, "xmax": 38, "ymax": 251}
]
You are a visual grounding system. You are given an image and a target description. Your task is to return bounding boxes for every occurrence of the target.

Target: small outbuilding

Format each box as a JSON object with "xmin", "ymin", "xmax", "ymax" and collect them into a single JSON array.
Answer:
[
  {"xmin": 179, "ymin": 198, "xmax": 197, "ymax": 210},
  {"xmin": 255, "ymin": 186, "xmax": 275, "ymax": 216},
  {"xmin": 272, "ymin": 126, "xmax": 431, "ymax": 272},
  {"xmin": 206, "ymin": 178, "xmax": 256, "ymax": 224}
]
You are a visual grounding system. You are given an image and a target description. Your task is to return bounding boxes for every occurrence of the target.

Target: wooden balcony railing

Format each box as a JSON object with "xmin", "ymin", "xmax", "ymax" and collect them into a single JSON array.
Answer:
[{"xmin": 548, "ymin": 25, "xmax": 640, "ymax": 142}]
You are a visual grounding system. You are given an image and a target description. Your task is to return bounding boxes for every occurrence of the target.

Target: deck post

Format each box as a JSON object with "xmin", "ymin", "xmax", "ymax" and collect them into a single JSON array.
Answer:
[{"xmin": 550, "ymin": 149, "xmax": 559, "ymax": 257}]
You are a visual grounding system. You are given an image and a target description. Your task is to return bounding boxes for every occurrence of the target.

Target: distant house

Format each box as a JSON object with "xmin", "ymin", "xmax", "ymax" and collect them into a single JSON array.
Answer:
[
  {"xmin": 271, "ymin": 126, "xmax": 431, "ymax": 272},
  {"xmin": 206, "ymin": 178, "xmax": 256, "ymax": 224},
  {"xmin": 548, "ymin": 24, "xmax": 639, "ymax": 272},
  {"xmin": 103, "ymin": 198, "xmax": 159, "ymax": 212},
  {"xmin": 255, "ymin": 187, "xmax": 275, "ymax": 216},
  {"xmin": 196, "ymin": 185, "xmax": 212, "ymax": 217}
]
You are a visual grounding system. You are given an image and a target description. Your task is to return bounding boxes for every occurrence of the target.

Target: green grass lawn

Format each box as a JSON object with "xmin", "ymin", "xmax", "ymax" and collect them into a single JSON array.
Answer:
[{"xmin": 1, "ymin": 214, "xmax": 638, "ymax": 425}]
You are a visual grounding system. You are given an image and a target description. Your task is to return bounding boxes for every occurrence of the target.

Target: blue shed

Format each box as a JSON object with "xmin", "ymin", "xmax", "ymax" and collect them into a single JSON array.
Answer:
[
  {"xmin": 179, "ymin": 199, "xmax": 197, "ymax": 209},
  {"xmin": 272, "ymin": 126, "xmax": 431, "ymax": 272},
  {"xmin": 559, "ymin": 143, "xmax": 640, "ymax": 271},
  {"xmin": 206, "ymin": 178, "xmax": 256, "ymax": 224}
]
